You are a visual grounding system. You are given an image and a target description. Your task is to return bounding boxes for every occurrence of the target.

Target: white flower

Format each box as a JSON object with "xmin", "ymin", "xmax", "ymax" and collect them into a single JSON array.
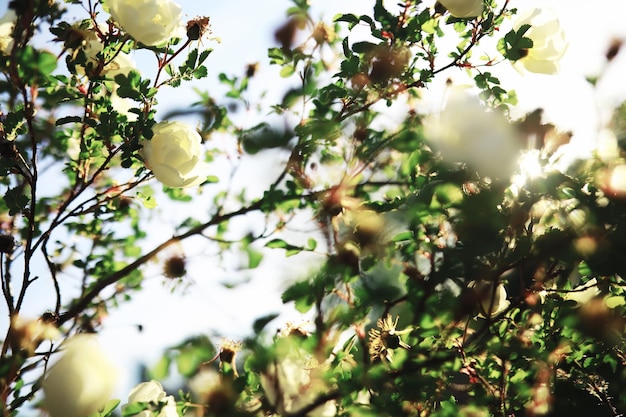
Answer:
[
  {"xmin": 261, "ymin": 346, "xmax": 336, "ymax": 417},
  {"xmin": 437, "ymin": 0, "xmax": 483, "ymax": 18},
  {"xmin": 9, "ymin": 315, "xmax": 60, "ymax": 354},
  {"xmin": 608, "ymin": 163, "xmax": 626, "ymax": 196},
  {"xmin": 105, "ymin": 0, "xmax": 183, "ymax": 46},
  {"xmin": 140, "ymin": 121, "xmax": 211, "ymax": 188},
  {"xmin": 74, "ymin": 24, "xmax": 136, "ymax": 77},
  {"xmin": 512, "ymin": 8, "xmax": 568, "ymax": 74},
  {"xmin": 42, "ymin": 334, "xmax": 119, "ymax": 417},
  {"xmin": 468, "ymin": 280, "xmax": 510, "ymax": 317},
  {"xmin": 188, "ymin": 368, "xmax": 221, "ymax": 400},
  {"xmin": 124, "ymin": 380, "xmax": 179, "ymax": 417},
  {"xmin": 424, "ymin": 89, "xmax": 521, "ymax": 180},
  {"xmin": 0, "ymin": 8, "xmax": 17, "ymax": 55},
  {"xmin": 563, "ymin": 278, "xmax": 601, "ymax": 304}
]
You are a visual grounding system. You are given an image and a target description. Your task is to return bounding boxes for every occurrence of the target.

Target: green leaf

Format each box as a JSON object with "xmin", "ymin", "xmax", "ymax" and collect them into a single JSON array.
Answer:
[
  {"xmin": 253, "ymin": 313, "xmax": 279, "ymax": 333},
  {"xmin": 121, "ymin": 402, "xmax": 148, "ymax": 417},
  {"xmin": 265, "ymin": 238, "xmax": 303, "ymax": 256},
  {"xmin": 246, "ymin": 246, "xmax": 263, "ymax": 269},
  {"xmin": 55, "ymin": 116, "xmax": 82, "ymax": 125},
  {"xmin": 89, "ymin": 399, "xmax": 120, "ymax": 417},
  {"xmin": 279, "ymin": 65, "xmax": 296, "ymax": 78},
  {"xmin": 4, "ymin": 187, "xmax": 29, "ymax": 216},
  {"xmin": 605, "ymin": 295, "xmax": 625, "ymax": 308},
  {"xmin": 137, "ymin": 191, "xmax": 157, "ymax": 209},
  {"xmin": 149, "ymin": 355, "xmax": 172, "ymax": 380}
]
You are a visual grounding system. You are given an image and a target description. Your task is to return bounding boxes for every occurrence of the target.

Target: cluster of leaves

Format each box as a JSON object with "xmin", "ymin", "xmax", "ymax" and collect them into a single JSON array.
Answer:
[{"xmin": 0, "ymin": 0, "xmax": 624, "ymax": 417}]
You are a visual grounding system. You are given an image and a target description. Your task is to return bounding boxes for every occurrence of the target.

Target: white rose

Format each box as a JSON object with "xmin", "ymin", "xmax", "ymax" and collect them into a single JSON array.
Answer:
[
  {"xmin": 0, "ymin": 8, "xmax": 17, "ymax": 55},
  {"xmin": 437, "ymin": 0, "xmax": 483, "ymax": 18},
  {"xmin": 563, "ymin": 278, "xmax": 601, "ymax": 305},
  {"xmin": 261, "ymin": 348, "xmax": 336, "ymax": 417},
  {"xmin": 512, "ymin": 8, "xmax": 568, "ymax": 74},
  {"xmin": 423, "ymin": 88, "xmax": 521, "ymax": 180},
  {"xmin": 71, "ymin": 24, "xmax": 139, "ymax": 120},
  {"xmin": 42, "ymin": 334, "xmax": 119, "ymax": 417},
  {"xmin": 468, "ymin": 280, "xmax": 510, "ymax": 317},
  {"xmin": 124, "ymin": 380, "xmax": 179, "ymax": 417},
  {"xmin": 74, "ymin": 24, "xmax": 136, "ymax": 78},
  {"xmin": 105, "ymin": 0, "xmax": 183, "ymax": 46},
  {"xmin": 140, "ymin": 121, "xmax": 211, "ymax": 188}
]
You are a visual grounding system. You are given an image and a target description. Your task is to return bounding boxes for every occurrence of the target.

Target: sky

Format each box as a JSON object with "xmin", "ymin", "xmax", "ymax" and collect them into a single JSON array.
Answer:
[{"xmin": 3, "ymin": 0, "xmax": 626, "ymax": 405}]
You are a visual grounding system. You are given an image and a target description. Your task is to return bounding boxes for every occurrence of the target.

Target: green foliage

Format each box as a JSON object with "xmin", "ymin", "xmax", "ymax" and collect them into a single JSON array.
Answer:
[{"xmin": 0, "ymin": 1, "xmax": 624, "ymax": 417}]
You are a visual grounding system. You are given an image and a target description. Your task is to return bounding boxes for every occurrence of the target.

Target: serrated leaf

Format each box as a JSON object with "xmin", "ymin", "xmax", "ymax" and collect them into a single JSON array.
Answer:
[
  {"xmin": 4, "ymin": 188, "xmax": 29, "ymax": 216},
  {"xmin": 193, "ymin": 66, "xmax": 208, "ymax": 79}
]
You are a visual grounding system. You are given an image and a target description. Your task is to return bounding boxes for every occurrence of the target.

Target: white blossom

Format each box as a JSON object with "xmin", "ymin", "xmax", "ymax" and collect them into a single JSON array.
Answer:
[
  {"xmin": 468, "ymin": 280, "xmax": 510, "ymax": 317},
  {"xmin": 124, "ymin": 380, "xmax": 179, "ymax": 417},
  {"xmin": 437, "ymin": 0, "xmax": 483, "ymax": 18},
  {"xmin": 105, "ymin": 0, "xmax": 184, "ymax": 46},
  {"xmin": 424, "ymin": 89, "xmax": 521, "ymax": 180},
  {"xmin": 512, "ymin": 8, "xmax": 568, "ymax": 74},
  {"xmin": 42, "ymin": 334, "xmax": 119, "ymax": 417},
  {"xmin": 140, "ymin": 121, "xmax": 211, "ymax": 188},
  {"xmin": 0, "ymin": 9, "xmax": 16, "ymax": 55},
  {"xmin": 261, "ymin": 346, "xmax": 336, "ymax": 417}
]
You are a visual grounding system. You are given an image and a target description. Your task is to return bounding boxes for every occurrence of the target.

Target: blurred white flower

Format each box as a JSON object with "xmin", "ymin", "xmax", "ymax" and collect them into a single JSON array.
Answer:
[
  {"xmin": 261, "ymin": 346, "xmax": 336, "ymax": 417},
  {"xmin": 563, "ymin": 278, "xmax": 601, "ymax": 304},
  {"xmin": 105, "ymin": 0, "xmax": 184, "ymax": 46},
  {"xmin": 0, "ymin": 9, "xmax": 16, "ymax": 55},
  {"xmin": 74, "ymin": 24, "xmax": 136, "ymax": 77},
  {"xmin": 140, "ymin": 121, "xmax": 211, "ymax": 188},
  {"xmin": 512, "ymin": 8, "xmax": 568, "ymax": 74},
  {"xmin": 42, "ymin": 334, "xmax": 119, "ymax": 417},
  {"xmin": 468, "ymin": 280, "xmax": 510, "ymax": 317},
  {"xmin": 608, "ymin": 163, "xmax": 626, "ymax": 196},
  {"xmin": 424, "ymin": 89, "xmax": 521, "ymax": 180},
  {"xmin": 9, "ymin": 315, "xmax": 60, "ymax": 354},
  {"xmin": 437, "ymin": 0, "xmax": 483, "ymax": 18},
  {"xmin": 123, "ymin": 380, "xmax": 179, "ymax": 417},
  {"xmin": 73, "ymin": 24, "xmax": 139, "ymax": 120},
  {"xmin": 188, "ymin": 368, "xmax": 221, "ymax": 400}
]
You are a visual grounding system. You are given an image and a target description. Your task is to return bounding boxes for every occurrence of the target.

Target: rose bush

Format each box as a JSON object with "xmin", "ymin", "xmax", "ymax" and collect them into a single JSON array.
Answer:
[
  {"xmin": 140, "ymin": 121, "xmax": 211, "ymax": 188},
  {"xmin": 437, "ymin": 0, "xmax": 483, "ymax": 18},
  {"xmin": 511, "ymin": 8, "xmax": 568, "ymax": 74},
  {"xmin": 105, "ymin": 0, "xmax": 183, "ymax": 46},
  {"xmin": 41, "ymin": 335, "xmax": 118, "ymax": 417}
]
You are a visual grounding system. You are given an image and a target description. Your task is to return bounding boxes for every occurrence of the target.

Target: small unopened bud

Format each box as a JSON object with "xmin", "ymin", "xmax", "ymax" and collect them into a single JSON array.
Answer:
[{"xmin": 606, "ymin": 38, "xmax": 623, "ymax": 62}]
